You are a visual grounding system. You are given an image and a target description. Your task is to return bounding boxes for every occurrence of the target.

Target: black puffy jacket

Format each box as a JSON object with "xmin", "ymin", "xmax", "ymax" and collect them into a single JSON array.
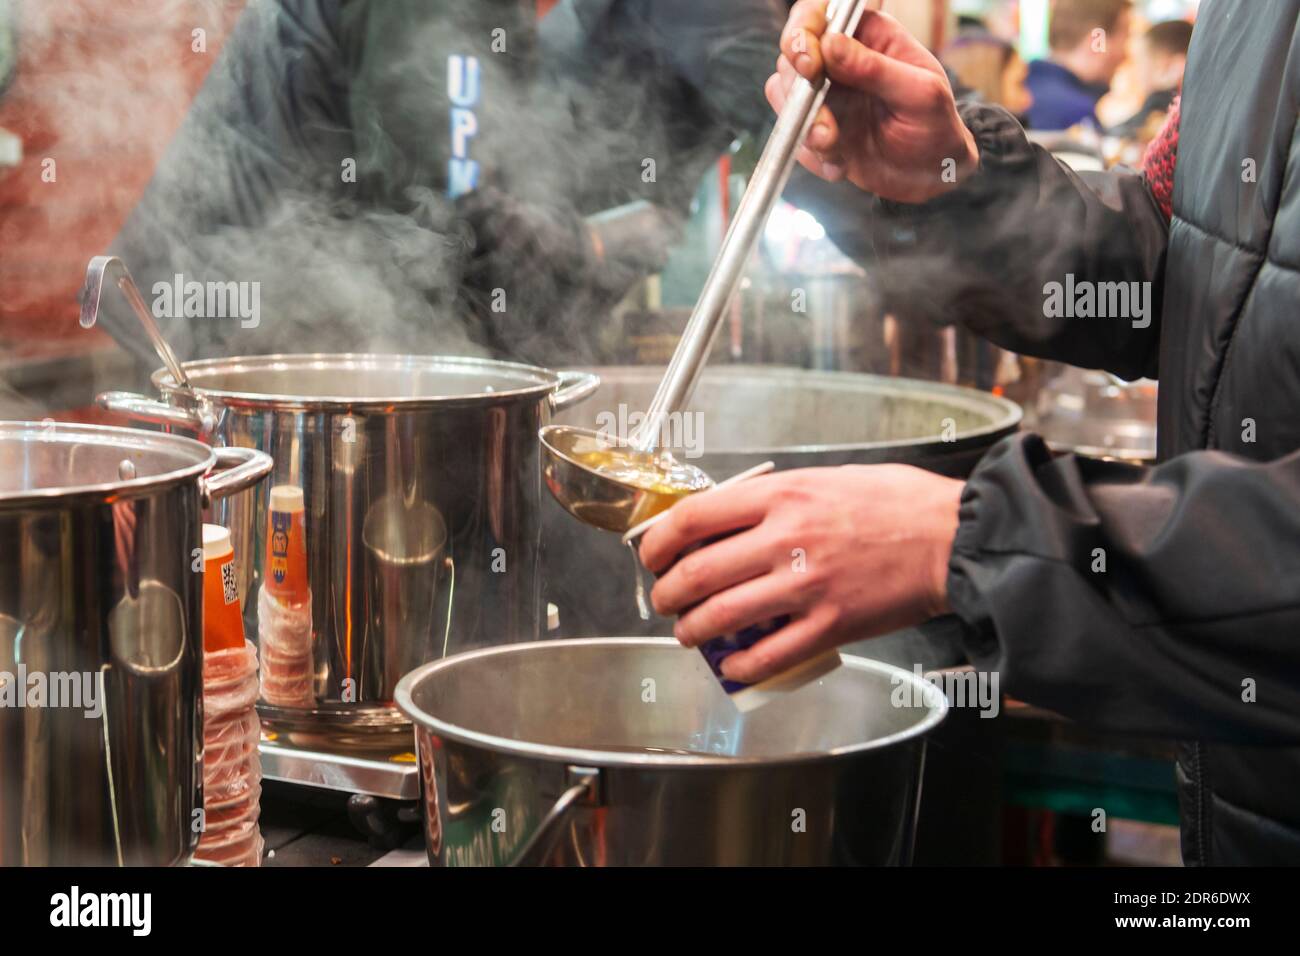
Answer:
[{"xmin": 874, "ymin": 0, "xmax": 1300, "ymax": 864}]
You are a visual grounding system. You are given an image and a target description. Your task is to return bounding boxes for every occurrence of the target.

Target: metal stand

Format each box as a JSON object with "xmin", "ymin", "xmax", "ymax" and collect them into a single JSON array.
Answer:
[{"xmin": 259, "ymin": 733, "xmax": 419, "ymax": 801}]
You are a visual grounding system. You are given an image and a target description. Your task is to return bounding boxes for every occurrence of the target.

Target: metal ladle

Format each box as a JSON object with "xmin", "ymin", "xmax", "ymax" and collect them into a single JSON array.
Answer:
[
  {"xmin": 80, "ymin": 255, "xmax": 216, "ymax": 433},
  {"xmin": 541, "ymin": 0, "xmax": 877, "ymax": 533}
]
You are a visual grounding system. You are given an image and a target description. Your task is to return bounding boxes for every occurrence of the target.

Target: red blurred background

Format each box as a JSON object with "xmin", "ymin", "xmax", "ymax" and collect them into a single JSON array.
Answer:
[{"xmin": 0, "ymin": 0, "xmax": 246, "ymax": 357}]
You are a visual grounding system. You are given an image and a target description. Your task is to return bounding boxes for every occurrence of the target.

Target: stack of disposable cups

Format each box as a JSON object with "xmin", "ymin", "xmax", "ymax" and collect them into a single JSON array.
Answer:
[
  {"xmin": 198, "ymin": 642, "xmax": 264, "ymax": 866},
  {"xmin": 196, "ymin": 524, "xmax": 265, "ymax": 867},
  {"xmin": 258, "ymin": 485, "xmax": 314, "ymax": 707}
]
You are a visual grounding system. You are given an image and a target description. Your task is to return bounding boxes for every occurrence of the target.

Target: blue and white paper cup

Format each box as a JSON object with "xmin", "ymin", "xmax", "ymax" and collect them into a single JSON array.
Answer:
[{"xmin": 622, "ymin": 461, "xmax": 842, "ymax": 712}]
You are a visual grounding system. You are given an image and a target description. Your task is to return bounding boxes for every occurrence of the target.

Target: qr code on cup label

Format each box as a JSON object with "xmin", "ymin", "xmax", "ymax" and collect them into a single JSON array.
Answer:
[{"xmin": 221, "ymin": 560, "xmax": 239, "ymax": 605}]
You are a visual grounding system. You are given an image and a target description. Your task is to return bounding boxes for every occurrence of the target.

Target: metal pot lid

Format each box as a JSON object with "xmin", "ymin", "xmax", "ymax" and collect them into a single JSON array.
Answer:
[
  {"xmin": 0, "ymin": 421, "xmax": 214, "ymax": 506},
  {"xmin": 152, "ymin": 353, "xmax": 569, "ymax": 410}
]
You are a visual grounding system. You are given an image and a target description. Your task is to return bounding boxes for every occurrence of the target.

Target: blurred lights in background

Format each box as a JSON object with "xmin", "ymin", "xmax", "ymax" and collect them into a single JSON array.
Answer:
[
  {"xmin": 950, "ymin": 0, "xmax": 1201, "ymax": 57},
  {"xmin": 765, "ymin": 203, "xmax": 828, "ymax": 245},
  {"xmin": 1143, "ymin": 0, "xmax": 1200, "ymax": 20},
  {"xmin": 1019, "ymin": 0, "xmax": 1050, "ymax": 62}
]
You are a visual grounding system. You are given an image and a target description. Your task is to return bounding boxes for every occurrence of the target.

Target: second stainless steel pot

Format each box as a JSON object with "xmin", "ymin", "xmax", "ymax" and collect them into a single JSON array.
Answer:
[
  {"xmin": 99, "ymin": 354, "xmax": 598, "ymax": 734},
  {"xmin": 396, "ymin": 637, "xmax": 947, "ymax": 866}
]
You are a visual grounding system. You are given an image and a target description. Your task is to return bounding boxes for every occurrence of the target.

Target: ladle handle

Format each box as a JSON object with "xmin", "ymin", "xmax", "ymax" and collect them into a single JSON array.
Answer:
[
  {"xmin": 81, "ymin": 255, "xmax": 193, "ymax": 392},
  {"xmin": 633, "ymin": 0, "xmax": 877, "ymax": 453}
]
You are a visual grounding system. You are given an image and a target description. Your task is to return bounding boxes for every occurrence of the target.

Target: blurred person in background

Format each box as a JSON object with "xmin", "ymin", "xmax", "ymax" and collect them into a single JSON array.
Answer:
[
  {"xmin": 1109, "ymin": 18, "xmax": 1193, "ymax": 142},
  {"xmin": 101, "ymin": 0, "xmax": 786, "ymax": 373},
  {"xmin": 1024, "ymin": 0, "xmax": 1132, "ymax": 130},
  {"xmin": 941, "ymin": 32, "xmax": 1033, "ymax": 122},
  {"xmin": 955, "ymin": 12, "xmax": 991, "ymax": 38}
]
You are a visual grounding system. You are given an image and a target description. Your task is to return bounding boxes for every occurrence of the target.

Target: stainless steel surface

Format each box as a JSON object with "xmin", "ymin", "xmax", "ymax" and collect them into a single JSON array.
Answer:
[
  {"xmin": 0, "ymin": 421, "xmax": 271, "ymax": 866},
  {"xmin": 540, "ymin": 427, "xmax": 635, "ymax": 533},
  {"xmin": 799, "ymin": 268, "xmax": 875, "ymax": 372},
  {"xmin": 565, "ymin": 365, "xmax": 1022, "ymax": 474},
  {"xmin": 80, "ymin": 256, "xmax": 197, "ymax": 396},
  {"xmin": 97, "ymin": 354, "xmax": 599, "ymax": 736},
  {"xmin": 202, "ymin": 446, "xmax": 281, "ymax": 506},
  {"xmin": 1027, "ymin": 366, "xmax": 1157, "ymax": 463},
  {"xmin": 509, "ymin": 766, "xmax": 600, "ymax": 867},
  {"xmin": 259, "ymin": 736, "xmax": 420, "ymax": 801},
  {"xmin": 97, "ymin": 390, "xmax": 213, "ymax": 432},
  {"xmin": 538, "ymin": 424, "xmax": 713, "ymax": 534},
  {"xmin": 540, "ymin": 425, "xmax": 774, "ymax": 536},
  {"xmin": 635, "ymin": 0, "xmax": 877, "ymax": 452},
  {"xmin": 548, "ymin": 370, "xmax": 602, "ymax": 412},
  {"xmin": 396, "ymin": 638, "xmax": 946, "ymax": 866}
]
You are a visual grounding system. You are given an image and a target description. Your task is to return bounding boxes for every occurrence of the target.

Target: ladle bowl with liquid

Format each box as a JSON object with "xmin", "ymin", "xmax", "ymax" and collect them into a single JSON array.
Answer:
[{"xmin": 539, "ymin": 424, "xmax": 712, "ymax": 534}]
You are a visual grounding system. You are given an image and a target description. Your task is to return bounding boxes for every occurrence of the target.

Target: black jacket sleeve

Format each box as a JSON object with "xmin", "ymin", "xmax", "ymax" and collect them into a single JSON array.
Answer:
[
  {"xmin": 870, "ymin": 103, "xmax": 1169, "ymax": 381},
  {"xmin": 948, "ymin": 433, "xmax": 1300, "ymax": 744}
]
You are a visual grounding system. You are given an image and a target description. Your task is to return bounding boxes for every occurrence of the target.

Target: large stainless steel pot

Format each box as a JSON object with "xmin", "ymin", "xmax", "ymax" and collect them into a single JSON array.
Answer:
[
  {"xmin": 396, "ymin": 638, "xmax": 946, "ymax": 866},
  {"xmin": 98, "ymin": 354, "xmax": 598, "ymax": 735},
  {"xmin": 546, "ymin": 365, "xmax": 1021, "ymax": 640},
  {"xmin": 0, "ymin": 421, "xmax": 272, "ymax": 865}
]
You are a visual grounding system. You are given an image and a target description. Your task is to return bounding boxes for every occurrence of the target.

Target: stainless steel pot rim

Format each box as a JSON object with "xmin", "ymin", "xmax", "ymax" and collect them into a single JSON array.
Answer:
[
  {"xmin": 1045, "ymin": 439, "xmax": 1156, "ymax": 463},
  {"xmin": 571, "ymin": 365, "xmax": 1023, "ymax": 457},
  {"xmin": 0, "ymin": 420, "xmax": 215, "ymax": 506},
  {"xmin": 151, "ymin": 353, "xmax": 573, "ymax": 409},
  {"xmin": 394, "ymin": 637, "xmax": 948, "ymax": 769}
]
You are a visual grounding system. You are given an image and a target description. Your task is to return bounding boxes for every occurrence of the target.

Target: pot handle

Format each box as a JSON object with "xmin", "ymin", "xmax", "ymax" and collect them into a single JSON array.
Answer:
[
  {"xmin": 509, "ymin": 765, "xmax": 601, "ymax": 867},
  {"xmin": 200, "ymin": 446, "xmax": 274, "ymax": 506},
  {"xmin": 549, "ymin": 371, "xmax": 600, "ymax": 413},
  {"xmin": 97, "ymin": 391, "xmax": 214, "ymax": 434}
]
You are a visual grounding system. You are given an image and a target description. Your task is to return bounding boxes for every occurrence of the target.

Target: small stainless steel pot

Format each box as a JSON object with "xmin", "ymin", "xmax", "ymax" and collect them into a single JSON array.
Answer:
[
  {"xmin": 396, "ymin": 638, "xmax": 947, "ymax": 866},
  {"xmin": 98, "ymin": 354, "xmax": 599, "ymax": 736},
  {"xmin": 0, "ymin": 421, "xmax": 272, "ymax": 866}
]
